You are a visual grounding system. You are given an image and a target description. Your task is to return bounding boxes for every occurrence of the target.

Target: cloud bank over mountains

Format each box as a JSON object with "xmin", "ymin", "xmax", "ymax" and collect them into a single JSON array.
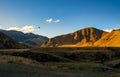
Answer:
[
  {"xmin": 104, "ymin": 29, "xmax": 113, "ymax": 32},
  {"xmin": 7, "ymin": 25, "xmax": 35, "ymax": 33}
]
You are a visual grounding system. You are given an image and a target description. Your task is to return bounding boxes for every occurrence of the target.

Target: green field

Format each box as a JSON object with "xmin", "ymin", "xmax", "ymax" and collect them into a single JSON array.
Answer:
[{"xmin": 0, "ymin": 47, "xmax": 120, "ymax": 77}]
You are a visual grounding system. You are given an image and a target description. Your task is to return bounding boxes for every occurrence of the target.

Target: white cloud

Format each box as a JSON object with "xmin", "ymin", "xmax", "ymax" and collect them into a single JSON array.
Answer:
[
  {"xmin": 7, "ymin": 27, "xmax": 20, "ymax": 31},
  {"xmin": 104, "ymin": 29, "xmax": 113, "ymax": 32},
  {"xmin": 22, "ymin": 25, "xmax": 34, "ymax": 33},
  {"xmin": 46, "ymin": 18, "xmax": 53, "ymax": 23},
  {"xmin": 7, "ymin": 25, "xmax": 35, "ymax": 33},
  {"xmin": 54, "ymin": 19, "xmax": 60, "ymax": 23},
  {"xmin": 46, "ymin": 18, "xmax": 61, "ymax": 23}
]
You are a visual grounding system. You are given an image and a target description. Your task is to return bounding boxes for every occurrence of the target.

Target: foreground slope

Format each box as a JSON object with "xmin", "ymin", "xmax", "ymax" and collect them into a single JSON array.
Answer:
[
  {"xmin": 41, "ymin": 27, "xmax": 107, "ymax": 47},
  {"xmin": 94, "ymin": 29, "xmax": 120, "ymax": 47},
  {"xmin": 0, "ymin": 32, "xmax": 28, "ymax": 49}
]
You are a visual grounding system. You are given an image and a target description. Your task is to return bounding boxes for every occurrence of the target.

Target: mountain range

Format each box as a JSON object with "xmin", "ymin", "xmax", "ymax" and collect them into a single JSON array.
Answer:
[
  {"xmin": 41, "ymin": 27, "xmax": 120, "ymax": 47},
  {"xmin": 0, "ymin": 27, "xmax": 119, "ymax": 48},
  {"xmin": 0, "ymin": 32, "xmax": 28, "ymax": 49},
  {"xmin": 0, "ymin": 30, "xmax": 48, "ymax": 47}
]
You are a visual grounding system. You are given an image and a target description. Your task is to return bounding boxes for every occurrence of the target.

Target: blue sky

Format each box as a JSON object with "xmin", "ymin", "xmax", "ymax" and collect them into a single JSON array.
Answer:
[{"xmin": 0, "ymin": 0, "xmax": 120, "ymax": 38}]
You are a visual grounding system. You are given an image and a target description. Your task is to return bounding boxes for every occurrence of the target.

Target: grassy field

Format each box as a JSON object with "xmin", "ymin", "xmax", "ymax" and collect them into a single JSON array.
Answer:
[{"xmin": 0, "ymin": 47, "xmax": 120, "ymax": 77}]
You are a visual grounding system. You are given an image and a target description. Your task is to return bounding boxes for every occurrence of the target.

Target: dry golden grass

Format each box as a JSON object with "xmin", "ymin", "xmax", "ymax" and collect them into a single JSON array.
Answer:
[
  {"xmin": 95, "ymin": 30, "xmax": 120, "ymax": 47},
  {"xmin": 0, "ymin": 55, "xmax": 43, "ymax": 68}
]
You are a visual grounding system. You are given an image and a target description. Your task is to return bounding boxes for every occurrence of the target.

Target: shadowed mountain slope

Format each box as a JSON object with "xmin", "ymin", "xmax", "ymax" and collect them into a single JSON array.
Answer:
[
  {"xmin": 0, "ymin": 32, "xmax": 28, "ymax": 49},
  {"xmin": 0, "ymin": 30, "xmax": 49, "ymax": 47}
]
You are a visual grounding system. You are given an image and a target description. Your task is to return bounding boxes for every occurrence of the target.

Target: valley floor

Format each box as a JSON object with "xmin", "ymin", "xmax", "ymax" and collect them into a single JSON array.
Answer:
[
  {"xmin": 0, "ymin": 47, "xmax": 120, "ymax": 77},
  {"xmin": 0, "ymin": 63, "xmax": 96, "ymax": 77}
]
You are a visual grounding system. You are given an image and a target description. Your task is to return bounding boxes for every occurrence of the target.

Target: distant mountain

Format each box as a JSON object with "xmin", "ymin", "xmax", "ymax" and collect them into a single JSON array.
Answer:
[
  {"xmin": 0, "ymin": 32, "xmax": 28, "ymax": 49},
  {"xmin": 0, "ymin": 30, "xmax": 49, "ymax": 47},
  {"xmin": 41, "ymin": 27, "xmax": 107, "ymax": 47}
]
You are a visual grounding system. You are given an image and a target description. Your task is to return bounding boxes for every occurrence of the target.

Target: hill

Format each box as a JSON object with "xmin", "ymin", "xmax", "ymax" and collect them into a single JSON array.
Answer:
[
  {"xmin": 0, "ymin": 30, "xmax": 49, "ymax": 47},
  {"xmin": 0, "ymin": 32, "xmax": 28, "ymax": 49},
  {"xmin": 41, "ymin": 27, "xmax": 107, "ymax": 47},
  {"xmin": 94, "ymin": 29, "xmax": 120, "ymax": 47}
]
